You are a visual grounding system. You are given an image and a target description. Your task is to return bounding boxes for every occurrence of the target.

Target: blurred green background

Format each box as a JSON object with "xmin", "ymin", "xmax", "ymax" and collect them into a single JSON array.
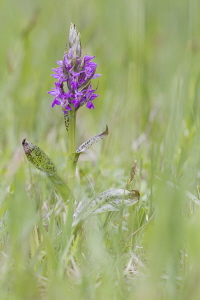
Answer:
[{"xmin": 1, "ymin": 0, "xmax": 200, "ymax": 299}]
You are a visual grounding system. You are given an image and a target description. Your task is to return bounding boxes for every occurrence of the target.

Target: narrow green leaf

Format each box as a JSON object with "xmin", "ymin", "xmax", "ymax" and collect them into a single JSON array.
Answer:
[
  {"xmin": 64, "ymin": 113, "xmax": 69, "ymax": 132},
  {"xmin": 76, "ymin": 125, "xmax": 108, "ymax": 153},
  {"xmin": 67, "ymin": 125, "xmax": 108, "ymax": 167},
  {"xmin": 22, "ymin": 138, "xmax": 73, "ymax": 201},
  {"xmin": 73, "ymin": 188, "xmax": 139, "ymax": 226},
  {"xmin": 92, "ymin": 188, "xmax": 139, "ymax": 213}
]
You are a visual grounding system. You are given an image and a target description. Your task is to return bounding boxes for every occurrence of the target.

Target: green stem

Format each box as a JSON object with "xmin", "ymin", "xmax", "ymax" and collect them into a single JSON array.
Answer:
[
  {"xmin": 68, "ymin": 110, "xmax": 76, "ymax": 154},
  {"xmin": 65, "ymin": 109, "xmax": 76, "ymax": 240},
  {"xmin": 67, "ymin": 109, "xmax": 77, "ymax": 191}
]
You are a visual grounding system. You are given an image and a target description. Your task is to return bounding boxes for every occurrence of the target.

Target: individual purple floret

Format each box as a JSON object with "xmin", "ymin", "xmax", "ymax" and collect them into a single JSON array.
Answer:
[{"xmin": 48, "ymin": 24, "xmax": 101, "ymax": 112}]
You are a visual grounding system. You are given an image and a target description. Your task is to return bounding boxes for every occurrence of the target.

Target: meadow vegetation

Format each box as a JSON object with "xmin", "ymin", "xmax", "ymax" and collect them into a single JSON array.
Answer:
[{"xmin": 1, "ymin": 0, "xmax": 200, "ymax": 299}]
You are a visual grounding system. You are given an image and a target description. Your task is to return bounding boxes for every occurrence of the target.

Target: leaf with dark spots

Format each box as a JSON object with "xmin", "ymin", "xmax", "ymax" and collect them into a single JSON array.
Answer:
[
  {"xmin": 76, "ymin": 125, "xmax": 108, "ymax": 153},
  {"xmin": 73, "ymin": 188, "xmax": 139, "ymax": 226},
  {"xmin": 22, "ymin": 138, "xmax": 73, "ymax": 201},
  {"xmin": 64, "ymin": 113, "xmax": 69, "ymax": 132}
]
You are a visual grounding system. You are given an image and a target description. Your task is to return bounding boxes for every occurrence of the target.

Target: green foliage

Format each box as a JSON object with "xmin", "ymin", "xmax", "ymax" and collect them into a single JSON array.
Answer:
[
  {"xmin": 1, "ymin": 0, "xmax": 200, "ymax": 299},
  {"xmin": 22, "ymin": 138, "xmax": 73, "ymax": 201}
]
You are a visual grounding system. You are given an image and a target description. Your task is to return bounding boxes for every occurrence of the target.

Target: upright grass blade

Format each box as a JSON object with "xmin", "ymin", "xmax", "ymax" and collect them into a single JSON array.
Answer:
[{"xmin": 22, "ymin": 138, "xmax": 73, "ymax": 202}]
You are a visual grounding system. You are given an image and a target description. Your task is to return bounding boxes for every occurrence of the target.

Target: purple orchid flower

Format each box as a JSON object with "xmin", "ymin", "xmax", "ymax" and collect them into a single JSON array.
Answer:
[{"xmin": 48, "ymin": 24, "xmax": 101, "ymax": 112}]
